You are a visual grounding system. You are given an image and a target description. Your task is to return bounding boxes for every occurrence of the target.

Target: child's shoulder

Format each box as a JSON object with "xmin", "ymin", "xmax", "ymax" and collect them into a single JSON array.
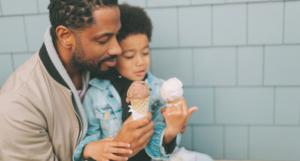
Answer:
[
  {"xmin": 86, "ymin": 78, "xmax": 111, "ymax": 96},
  {"xmin": 146, "ymin": 72, "xmax": 164, "ymax": 86}
]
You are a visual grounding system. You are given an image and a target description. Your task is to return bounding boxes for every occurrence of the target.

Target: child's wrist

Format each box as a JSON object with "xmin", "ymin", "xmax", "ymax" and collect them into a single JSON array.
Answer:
[{"xmin": 163, "ymin": 127, "xmax": 179, "ymax": 145}]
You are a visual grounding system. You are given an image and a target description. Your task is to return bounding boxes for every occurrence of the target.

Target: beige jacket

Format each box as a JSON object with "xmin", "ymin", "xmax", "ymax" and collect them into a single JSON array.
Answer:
[{"xmin": 0, "ymin": 27, "xmax": 89, "ymax": 161}]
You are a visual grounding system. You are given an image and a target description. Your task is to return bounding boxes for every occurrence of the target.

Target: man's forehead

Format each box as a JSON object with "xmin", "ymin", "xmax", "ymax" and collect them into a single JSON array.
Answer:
[
  {"xmin": 83, "ymin": 6, "xmax": 121, "ymax": 37},
  {"xmin": 93, "ymin": 6, "xmax": 120, "ymax": 26}
]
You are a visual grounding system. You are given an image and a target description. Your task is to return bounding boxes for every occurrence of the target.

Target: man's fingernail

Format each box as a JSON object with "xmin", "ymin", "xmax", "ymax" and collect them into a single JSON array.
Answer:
[
  {"xmin": 125, "ymin": 157, "xmax": 128, "ymax": 160},
  {"xmin": 130, "ymin": 150, "xmax": 133, "ymax": 154},
  {"xmin": 128, "ymin": 144, "xmax": 131, "ymax": 147}
]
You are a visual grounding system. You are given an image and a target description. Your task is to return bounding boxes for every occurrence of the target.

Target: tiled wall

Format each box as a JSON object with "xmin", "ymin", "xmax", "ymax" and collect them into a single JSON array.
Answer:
[{"xmin": 1, "ymin": 0, "xmax": 300, "ymax": 160}]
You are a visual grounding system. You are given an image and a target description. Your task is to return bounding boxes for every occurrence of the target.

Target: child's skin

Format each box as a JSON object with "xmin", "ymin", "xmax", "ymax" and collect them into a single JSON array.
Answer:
[{"xmin": 115, "ymin": 33, "xmax": 198, "ymax": 145}]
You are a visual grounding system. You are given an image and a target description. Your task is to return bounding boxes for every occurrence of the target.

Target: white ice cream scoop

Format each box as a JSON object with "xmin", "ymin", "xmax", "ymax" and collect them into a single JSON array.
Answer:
[{"xmin": 160, "ymin": 77, "xmax": 183, "ymax": 106}]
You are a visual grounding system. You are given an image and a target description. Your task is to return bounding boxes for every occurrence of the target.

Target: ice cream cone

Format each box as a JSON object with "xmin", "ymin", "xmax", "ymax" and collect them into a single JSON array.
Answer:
[
  {"xmin": 166, "ymin": 97, "xmax": 181, "ymax": 105},
  {"xmin": 131, "ymin": 96, "xmax": 150, "ymax": 115}
]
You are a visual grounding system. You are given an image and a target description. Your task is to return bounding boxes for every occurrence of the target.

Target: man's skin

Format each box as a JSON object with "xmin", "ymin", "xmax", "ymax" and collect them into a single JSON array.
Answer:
[{"xmin": 53, "ymin": 6, "xmax": 154, "ymax": 161}]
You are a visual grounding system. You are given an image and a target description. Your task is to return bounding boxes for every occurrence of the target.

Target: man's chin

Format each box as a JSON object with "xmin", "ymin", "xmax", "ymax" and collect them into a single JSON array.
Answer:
[{"xmin": 90, "ymin": 66, "xmax": 116, "ymax": 78}]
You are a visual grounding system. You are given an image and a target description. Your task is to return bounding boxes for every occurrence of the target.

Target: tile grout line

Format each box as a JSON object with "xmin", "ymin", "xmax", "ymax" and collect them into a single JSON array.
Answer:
[
  {"xmin": 0, "ymin": 0, "xmax": 2, "ymax": 15},
  {"xmin": 236, "ymin": 47, "xmax": 238, "ymax": 86},
  {"xmin": 247, "ymin": 125, "xmax": 250, "ymax": 159},
  {"xmin": 223, "ymin": 125, "xmax": 226, "ymax": 159},
  {"xmin": 22, "ymin": 16, "xmax": 30, "ymax": 52},
  {"xmin": 191, "ymin": 124, "xmax": 194, "ymax": 151},
  {"xmin": 262, "ymin": 45, "xmax": 265, "ymax": 85},
  {"xmin": 176, "ymin": 7, "xmax": 180, "ymax": 47},
  {"xmin": 211, "ymin": 5, "xmax": 214, "ymax": 46},
  {"xmin": 143, "ymin": 1, "xmax": 284, "ymax": 10},
  {"xmin": 149, "ymin": 43, "xmax": 300, "ymax": 50},
  {"xmin": 10, "ymin": 53, "xmax": 15, "ymax": 71},
  {"xmin": 213, "ymin": 87, "xmax": 216, "ymax": 124},
  {"xmin": 282, "ymin": 1, "xmax": 285, "ymax": 44},
  {"xmin": 273, "ymin": 86, "xmax": 276, "ymax": 125},
  {"xmin": 192, "ymin": 48, "xmax": 195, "ymax": 86},
  {"xmin": 36, "ymin": 0, "xmax": 40, "ymax": 13},
  {"xmin": 246, "ymin": 3, "xmax": 248, "ymax": 45}
]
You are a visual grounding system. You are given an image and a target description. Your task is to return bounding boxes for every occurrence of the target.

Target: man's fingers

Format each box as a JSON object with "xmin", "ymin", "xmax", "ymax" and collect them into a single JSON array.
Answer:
[
  {"xmin": 123, "ymin": 114, "xmax": 133, "ymax": 125},
  {"xmin": 130, "ymin": 112, "xmax": 152, "ymax": 129},
  {"xmin": 105, "ymin": 153, "xmax": 128, "ymax": 161},
  {"xmin": 103, "ymin": 137, "xmax": 115, "ymax": 141},
  {"xmin": 109, "ymin": 141, "xmax": 131, "ymax": 148},
  {"xmin": 188, "ymin": 106, "xmax": 198, "ymax": 118},
  {"xmin": 107, "ymin": 147, "xmax": 133, "ymax": 154},
  {"xmin": 180, "ymin": 97, "xmax": 188, "ymax": 115}
]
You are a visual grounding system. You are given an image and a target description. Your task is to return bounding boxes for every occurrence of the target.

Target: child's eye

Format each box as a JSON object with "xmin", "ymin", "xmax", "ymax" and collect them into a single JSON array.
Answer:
[
  {"xmin": 143, "ymin": 53, "xmax": 149, "ymax": 55},
  {"xmin": 125, "ymin": 56, "xmax": 133, "ymax": 59}
]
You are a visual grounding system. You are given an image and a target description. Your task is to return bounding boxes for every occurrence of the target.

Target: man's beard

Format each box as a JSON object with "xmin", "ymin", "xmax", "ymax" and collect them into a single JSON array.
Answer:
[{"xmin": 70, "ymin": 37, "xmax": 117, "ymax": 77}]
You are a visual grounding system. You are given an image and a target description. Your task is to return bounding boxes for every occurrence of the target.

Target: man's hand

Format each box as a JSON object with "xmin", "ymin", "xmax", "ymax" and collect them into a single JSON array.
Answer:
[
  {"xmin": 162, "ymin": 97, "xmax": 198, "ymax": 144},
  {"xmin": 82, "ymin": 137, "xmax": 132, "ymax": 161},
  {"xmin": 114, "ymin": 112, "xmax": 155, "ymax": 158}
]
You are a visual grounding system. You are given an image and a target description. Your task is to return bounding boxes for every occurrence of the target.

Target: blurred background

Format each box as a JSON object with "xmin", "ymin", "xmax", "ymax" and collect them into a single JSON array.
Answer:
[{"xmin": 0, "ymin": 0, "xmax": 300, "ymax": 160}]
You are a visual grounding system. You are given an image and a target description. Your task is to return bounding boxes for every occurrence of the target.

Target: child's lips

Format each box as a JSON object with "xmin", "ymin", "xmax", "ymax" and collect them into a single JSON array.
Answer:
[{"xmin": 135, "ymin": 70, "xmax": 146, "ymax": 76}]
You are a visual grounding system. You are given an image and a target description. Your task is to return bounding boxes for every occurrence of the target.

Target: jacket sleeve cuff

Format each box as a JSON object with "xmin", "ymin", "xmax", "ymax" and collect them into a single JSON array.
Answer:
[
  {"xmin": 73, "ymin": 134, "xmax": 100, "ymax": 161},
  {"xmin": 145, "ymin": 122, "xmax": 181, "ymax": 160}
]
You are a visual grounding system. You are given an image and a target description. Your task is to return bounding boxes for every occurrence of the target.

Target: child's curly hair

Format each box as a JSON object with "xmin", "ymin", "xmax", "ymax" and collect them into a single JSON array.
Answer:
[{"xmin": 117, "ymin": 4, "xmax": 153, "ymax": 42}]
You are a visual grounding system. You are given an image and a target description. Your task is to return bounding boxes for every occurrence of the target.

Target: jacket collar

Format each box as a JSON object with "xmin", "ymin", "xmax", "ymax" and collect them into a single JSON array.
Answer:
[{"xmin": 39, "ymin": 43, "xmax": 70, "ymax": 89}]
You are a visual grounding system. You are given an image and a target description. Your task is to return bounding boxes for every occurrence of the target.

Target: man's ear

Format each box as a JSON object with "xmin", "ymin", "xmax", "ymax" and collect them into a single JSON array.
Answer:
[{"xmin": 55, "ymin": 25, "xmax": 75, "ymax": 49}]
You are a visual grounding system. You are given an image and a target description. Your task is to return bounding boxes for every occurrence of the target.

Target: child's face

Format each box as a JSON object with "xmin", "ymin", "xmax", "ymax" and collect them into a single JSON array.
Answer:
[{"xmin": 115, "ymin": 34, "xmax": 150, "ymax": 81}]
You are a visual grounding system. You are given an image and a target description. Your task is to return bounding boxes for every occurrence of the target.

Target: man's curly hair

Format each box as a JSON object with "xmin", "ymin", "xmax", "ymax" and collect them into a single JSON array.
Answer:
[
  {"xmin": 48, "ymin": 0, "xmax": 118, "ymax": 40},
  {"xmin": 117, "ymin": 4, "xmax": 153, "ymax": 42}
]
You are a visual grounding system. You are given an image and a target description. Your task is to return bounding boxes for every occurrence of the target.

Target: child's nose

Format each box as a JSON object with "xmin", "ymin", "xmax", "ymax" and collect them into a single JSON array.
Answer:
[{"xmin": 136, "ymin": 55, "xmax": 145, "ymax": 66}]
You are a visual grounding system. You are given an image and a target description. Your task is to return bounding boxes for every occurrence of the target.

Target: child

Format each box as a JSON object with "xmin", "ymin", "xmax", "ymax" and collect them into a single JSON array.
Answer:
[{"xmin": 75, "ymin": 3, "xmax": 213, "ymax": 161}]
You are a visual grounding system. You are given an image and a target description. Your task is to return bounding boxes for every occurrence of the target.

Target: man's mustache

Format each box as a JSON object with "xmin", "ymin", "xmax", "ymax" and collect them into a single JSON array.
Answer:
[{"xmin": 102, "ymin": 55, "xmax": 117, "ymax": 62}]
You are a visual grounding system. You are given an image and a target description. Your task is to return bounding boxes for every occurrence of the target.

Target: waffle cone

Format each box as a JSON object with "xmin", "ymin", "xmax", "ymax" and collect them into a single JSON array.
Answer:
[
  {"xmin": 167, "ymin": 98, "xmax": 181, "ymax": 105},
  {"xmin": 131, "ymin": 96, "xmax": 150, "ymax": 115}
]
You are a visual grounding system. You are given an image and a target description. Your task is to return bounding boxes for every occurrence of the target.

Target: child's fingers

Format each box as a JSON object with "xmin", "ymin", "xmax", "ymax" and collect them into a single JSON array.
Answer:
[
  {"xmin": 166, "ymin": 105, "xmax": 171, "ymax": 114},
  {"xmin": 188, "ymin": 106, "xmax": 198, "ymax": 118},
  {"xmin": 180, "ymin": 97, "xmax": 188, "ymax": 115}
]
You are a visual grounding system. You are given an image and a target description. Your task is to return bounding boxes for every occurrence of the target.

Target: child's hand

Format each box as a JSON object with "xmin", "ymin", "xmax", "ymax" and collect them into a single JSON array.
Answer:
[
  {"xmin": 163, "ymin": 97, "xmax": 198, "ymax": 144},
  {"xmin": 82, "ymin": 137, "xmax": 132, "ymax": 161}
]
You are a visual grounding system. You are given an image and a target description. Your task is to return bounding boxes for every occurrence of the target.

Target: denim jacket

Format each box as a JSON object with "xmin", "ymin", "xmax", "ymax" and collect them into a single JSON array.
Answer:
[{"xmin": 74, "ymin": 72, "xmax": 181, "ymax": 161}]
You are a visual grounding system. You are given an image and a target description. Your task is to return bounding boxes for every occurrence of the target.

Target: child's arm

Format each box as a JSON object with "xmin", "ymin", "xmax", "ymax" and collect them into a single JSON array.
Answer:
[
  {"xmin": 74, "ymin": 90, "xmax": 132, "ymax": 161},
  {"xmin": 144, "ymin": 97, "xmax": 182, "ymax": 160}
]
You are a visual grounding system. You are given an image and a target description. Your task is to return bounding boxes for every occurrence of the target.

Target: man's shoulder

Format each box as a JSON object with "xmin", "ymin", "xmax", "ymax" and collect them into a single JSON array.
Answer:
[{"xmin": 0, "ymin": 52, "xmax": 42, "ymax": 94}]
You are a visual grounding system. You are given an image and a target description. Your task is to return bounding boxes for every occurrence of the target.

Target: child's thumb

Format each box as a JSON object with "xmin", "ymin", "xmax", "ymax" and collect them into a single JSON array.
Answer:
[{"xmin": 188, "ymin": 106, "xmax": 198, "ymax": 117}]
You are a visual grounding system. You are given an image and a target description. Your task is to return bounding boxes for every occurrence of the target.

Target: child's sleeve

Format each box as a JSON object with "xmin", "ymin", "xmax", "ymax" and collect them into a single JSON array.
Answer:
[
  {"xmin": 145, "ymin": 97, "xmax": 181, "ymax": 160},
  {"xmin": 73, "ymin": 90, "xmax": 102, "ymax": 161}
]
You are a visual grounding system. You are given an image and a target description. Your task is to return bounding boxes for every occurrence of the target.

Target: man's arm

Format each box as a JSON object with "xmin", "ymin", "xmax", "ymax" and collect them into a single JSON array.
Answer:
[{"xmin": 0, "ymin": 94, "xmax": 59, "ymax": 160}]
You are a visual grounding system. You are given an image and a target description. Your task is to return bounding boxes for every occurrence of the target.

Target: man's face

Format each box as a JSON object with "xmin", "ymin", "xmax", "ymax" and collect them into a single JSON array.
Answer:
[{"xmin": 70, "ymin": 6, "xmax": 122, "ymax": 75}]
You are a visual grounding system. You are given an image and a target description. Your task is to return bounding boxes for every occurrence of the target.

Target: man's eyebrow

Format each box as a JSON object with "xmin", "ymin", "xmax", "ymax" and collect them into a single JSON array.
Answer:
[
  {"xmin": 143, "ymin": 45, "xmax": 149, "ymax": 49},
  {"xmin": 93, "ymin": 33, "xmax": 114, "ymax": 41}
]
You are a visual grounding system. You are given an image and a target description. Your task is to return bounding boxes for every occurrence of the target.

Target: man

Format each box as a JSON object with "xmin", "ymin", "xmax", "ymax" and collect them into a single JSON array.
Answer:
[{"xmin": 0, "ymin": 0, "xmax": 154, "ymax": 160}]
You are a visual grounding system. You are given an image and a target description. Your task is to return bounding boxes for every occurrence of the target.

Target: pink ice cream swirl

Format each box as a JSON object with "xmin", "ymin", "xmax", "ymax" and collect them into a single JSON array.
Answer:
[{"xmin": 160, "ymin": 77, "xmax": 183, "ymax": 102}]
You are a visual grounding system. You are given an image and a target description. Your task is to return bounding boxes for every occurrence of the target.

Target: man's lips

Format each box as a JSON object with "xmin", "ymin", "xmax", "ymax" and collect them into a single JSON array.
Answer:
[
  {"xmin": 135, "ymin": 70, "xmax": 146, "ymax": 76},
  {"xmin": 103, "ymin": 58, "xmax": 117, "ymax": 67}
]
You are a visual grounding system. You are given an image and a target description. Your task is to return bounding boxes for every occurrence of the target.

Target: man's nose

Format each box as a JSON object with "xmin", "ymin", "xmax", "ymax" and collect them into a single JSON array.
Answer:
[{"xmin": 107, "ymin": 37, "xmax": 122, "ymax": 56}]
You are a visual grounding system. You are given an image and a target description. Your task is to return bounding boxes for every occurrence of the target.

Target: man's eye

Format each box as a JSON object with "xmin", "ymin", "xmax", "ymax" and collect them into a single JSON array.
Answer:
[
  {"xmin": 98, "ymin": 39, "xmax": 109, "ymax": 44},
  {"xmin": 143, "ymin": 53, "xmax": 149, "ymax": 55}
]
